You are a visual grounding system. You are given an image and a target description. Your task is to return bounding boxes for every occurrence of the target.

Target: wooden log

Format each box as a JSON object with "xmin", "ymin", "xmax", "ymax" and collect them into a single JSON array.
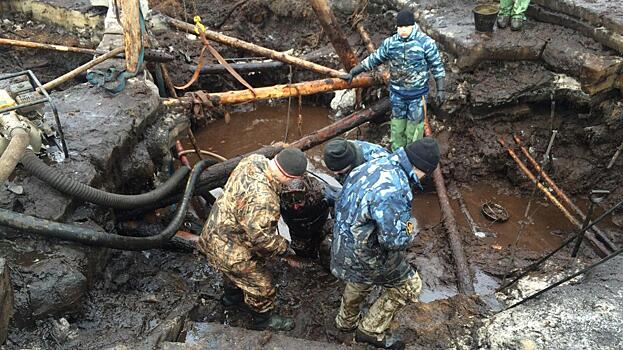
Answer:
[
  {"xmin": 309, "ymin": 0, "xmax": 358, "ymax": 71},
  {"xmin": 119, "ymin": 99, "xmax": 391, "ymax": 218},
  {"xmin": 163, "ymin": 72, "xmax": 387, "ymax": 107},
  {"xmin": 40, "ymin": 47, "xmax": 125, "ymax": 91},
  {"xmin": 120, "ymin": 0, "xmax": 142, "ymax": 73},
  {"xmin": 355, "ymin": 21, "xmax": 375, "ymax": 55},
  {"xmin": 0, "ymin": 37, "xmax": 173, "ymax": 62},
  {"xmin": 424, "ymin": 113, "xmax": 475, "ymax": 294},
  {"xmin": 162, "ymin": 14, "xmax": 345, "ymax": 78}
]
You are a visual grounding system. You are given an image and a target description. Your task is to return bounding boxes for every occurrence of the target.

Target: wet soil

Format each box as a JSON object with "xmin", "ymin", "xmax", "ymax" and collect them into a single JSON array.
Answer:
[{"xmin": 0, "ymin": 13, "xmax": 95, "ymax": 89}]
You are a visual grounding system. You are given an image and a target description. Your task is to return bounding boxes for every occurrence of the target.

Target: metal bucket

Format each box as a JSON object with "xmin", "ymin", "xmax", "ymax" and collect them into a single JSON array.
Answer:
[{"xmin": 473, "ymin": 4, "xmax": 499, "ymax": 32}]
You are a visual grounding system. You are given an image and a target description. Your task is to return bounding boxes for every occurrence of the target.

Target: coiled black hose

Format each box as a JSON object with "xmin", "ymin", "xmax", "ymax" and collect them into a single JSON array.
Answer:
[
  {"xmin": 21, "ymin": 151, "xmax": 190, "ymax": 209},
  {"xmin": 0, "ymin": 159, "xmax": 215, "ymax": 250}
]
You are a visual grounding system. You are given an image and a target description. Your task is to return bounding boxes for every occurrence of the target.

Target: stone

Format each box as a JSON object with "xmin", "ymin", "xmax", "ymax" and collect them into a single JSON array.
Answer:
[
  {"xmin": 0, "ymin": 258, "xmax": 13, "ymax": 345},
  {"xmin": 478, "ymin": 256, "xmax": 623, "ymax": 349}
]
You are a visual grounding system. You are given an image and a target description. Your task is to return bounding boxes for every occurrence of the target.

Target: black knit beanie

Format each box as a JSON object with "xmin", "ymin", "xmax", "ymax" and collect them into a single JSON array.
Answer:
[
  {"xmin": 396, "ymin": 10, "xmax": 415, "ymax": 27},
  {"xmin": 404, "ymin": 137, "xmax": 440, "ymax": 175},
  {"xmin": 275, "ymin": 147, "xmax": 307, "ymax": 177},
  {"xmin": 323, "ymin": 138, "xmax": 358, "ymax": 172}
]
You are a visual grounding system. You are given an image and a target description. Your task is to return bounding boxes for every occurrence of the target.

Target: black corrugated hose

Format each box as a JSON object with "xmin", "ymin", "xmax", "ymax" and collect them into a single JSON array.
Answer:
[
  {"xmin": 0, "ymin": 158, "xmax": 215, "ymax": 250},
  {"xmin": 21, "ymin": 151, "xmax": 190, "ymax": 209}
]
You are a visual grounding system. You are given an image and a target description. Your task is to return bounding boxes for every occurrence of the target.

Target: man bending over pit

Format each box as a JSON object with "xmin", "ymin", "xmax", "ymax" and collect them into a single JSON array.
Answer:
[{"xmin": 197, "ymin": 148, "xmax": 307, "ymax": 331}]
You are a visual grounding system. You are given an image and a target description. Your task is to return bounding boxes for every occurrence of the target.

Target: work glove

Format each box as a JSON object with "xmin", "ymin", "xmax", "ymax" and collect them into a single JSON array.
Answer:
[
  {"xmin": 340, "ymin": 64, "xmax": 366, "ymax": 85},
  {"xmin": 435, "ymin": 77, "xmax": 446, "ymax": 105}
]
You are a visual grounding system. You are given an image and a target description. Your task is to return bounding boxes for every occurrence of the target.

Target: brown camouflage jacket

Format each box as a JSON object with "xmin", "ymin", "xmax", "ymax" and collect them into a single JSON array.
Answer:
[{"xmin": 198, "ymin": 154, "xmax": 288, "ymax": 267}]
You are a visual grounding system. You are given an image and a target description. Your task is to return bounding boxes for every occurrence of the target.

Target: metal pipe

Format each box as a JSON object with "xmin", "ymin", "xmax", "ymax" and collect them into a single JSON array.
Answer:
[
  {"xmin": 0, "ymin": 37, "xmax": 173, "ymax": 62},
  {"xmin": 513, "ymin": 135, "xmax": 613, "ymax": 248},
  {"xmin": 499, "ymin": 138, "xmax": 612, "ymax": 257}
]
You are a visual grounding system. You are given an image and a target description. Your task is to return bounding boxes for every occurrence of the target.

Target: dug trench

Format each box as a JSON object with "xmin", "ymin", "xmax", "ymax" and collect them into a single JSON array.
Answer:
[{"xmin": 1, "ymin": 0, "xmax": 623, "ymax": 349}]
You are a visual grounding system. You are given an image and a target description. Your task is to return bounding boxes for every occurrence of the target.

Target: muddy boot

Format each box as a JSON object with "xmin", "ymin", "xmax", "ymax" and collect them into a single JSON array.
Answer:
[
  {"xmin": 221, "ymin": 287, "xmax": 244, "ymax": 307},
  {"xmin": 510, "ymin": 17, "xmax": 524, "ymax": 31},
  {"xmin": 251, "ymin": 310, "xmax": 295, "ymax": 331},
  {"xmin": 497, "ymin": 15, "xmax": 510, "ymax": 28},
  {"xmin": 355, "ymin": 329, "xmax": 405, "ymax": 350}
]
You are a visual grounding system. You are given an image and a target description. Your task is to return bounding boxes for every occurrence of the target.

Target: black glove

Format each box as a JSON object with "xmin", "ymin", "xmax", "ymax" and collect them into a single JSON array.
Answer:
[
  {"xmin": 340, "ymin": 64, "xmax": 366, "ymax": 85},
  {"xmin": 435, "ymin": 77, "xmax": 446, "ymax": 105}
]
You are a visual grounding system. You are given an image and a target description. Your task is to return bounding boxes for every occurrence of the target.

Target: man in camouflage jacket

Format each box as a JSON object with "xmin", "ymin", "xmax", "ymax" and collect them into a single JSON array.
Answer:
[
  {"xmin": 342, "ymin": 10, "xmax": 446, "ymax": 151},
  {"xmin": 198, "ymin": 148, "xmax": 307, "ymax": 331},
  {"xmin": 330, "ymin": 138, "xmax": 440, "ymax": 349}
]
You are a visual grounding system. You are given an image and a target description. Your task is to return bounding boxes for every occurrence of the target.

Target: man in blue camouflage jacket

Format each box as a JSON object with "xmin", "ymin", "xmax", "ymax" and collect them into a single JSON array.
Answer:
[
  {"xmin": 342, "ymin": 10, "xmax": 446, "ymax": 151},
  {"xmin": 323, "ymin": 138, "xmax": 390, "ymax": 182},
  {"xmin": 322, "ymin": 138, "xmax": 390, "ymax": 205},
  {"xmin": 331, "ymin": 137, "xmax": 440, "ymax": 349}
]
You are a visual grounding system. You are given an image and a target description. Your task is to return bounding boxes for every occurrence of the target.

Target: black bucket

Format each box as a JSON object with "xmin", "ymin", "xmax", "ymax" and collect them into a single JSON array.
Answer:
[{"xmin": 473, "ymin": 4, "xmax": 499, "ymax": 32}]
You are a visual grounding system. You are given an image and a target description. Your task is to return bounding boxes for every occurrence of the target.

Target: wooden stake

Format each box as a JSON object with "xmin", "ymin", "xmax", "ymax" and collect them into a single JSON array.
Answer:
[
  {"xmin": 309, "ymin": 0, "xmax": 358, "ymax": 71},
  {"xmin": 120, "ymin": 0, "xmax": 142, "ymax": 73}
]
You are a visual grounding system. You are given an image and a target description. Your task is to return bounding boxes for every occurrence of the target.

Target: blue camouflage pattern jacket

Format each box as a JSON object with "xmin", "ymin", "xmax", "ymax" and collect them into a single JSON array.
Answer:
[
  {"xmin": 331, "ymin": 148, "xmax": 422, "ymax": 285},
  {"xmin": 352, "ymin": 140, "xmax": 390, "ymax": 162},
  {"xmin": 324, "ymin": 141, "xmax": 389, "ymax": 205},
  {"xmin": 360, "ymin": 24, "xmax": 445, "ymax": 95}
]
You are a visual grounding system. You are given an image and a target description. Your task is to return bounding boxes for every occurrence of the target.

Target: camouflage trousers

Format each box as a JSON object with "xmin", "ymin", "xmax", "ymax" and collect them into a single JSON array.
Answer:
[
  {"xmin": 335, "ymin": 272, "xmax": 422, "ymax": 338},
  {"xmin": 220, "ymin": 259, "xmax": 276, "ymax": 313},
  {"xmin": 389, "ymin": 91, "xmax": 426, "ymax": 150}
]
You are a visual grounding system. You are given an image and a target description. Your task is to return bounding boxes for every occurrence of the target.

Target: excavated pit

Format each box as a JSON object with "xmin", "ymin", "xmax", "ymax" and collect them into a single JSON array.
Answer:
[{"xmin": 1, "ymin": 0, "xmax": 623, "ymax": 349}]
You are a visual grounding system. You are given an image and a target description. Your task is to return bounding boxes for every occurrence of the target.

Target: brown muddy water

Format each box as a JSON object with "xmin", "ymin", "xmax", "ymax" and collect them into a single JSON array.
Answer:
[
  {"xmin": 183, "ymin": 104, "xmax": 332, "ymax": 168},
  {"xmin": 189, "ymin": 104, "xmax": 574, "ymax": 255}
]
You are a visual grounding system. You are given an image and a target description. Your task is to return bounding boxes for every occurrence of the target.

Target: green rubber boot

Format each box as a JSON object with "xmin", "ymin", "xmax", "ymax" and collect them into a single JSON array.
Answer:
[
  {"xmin": 405, "ymin": 120, "xmax": 425, "ymax": 144},
  {"xmin": 390, "ymin": 118, "xmax": 408, "ymax": 151}
]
